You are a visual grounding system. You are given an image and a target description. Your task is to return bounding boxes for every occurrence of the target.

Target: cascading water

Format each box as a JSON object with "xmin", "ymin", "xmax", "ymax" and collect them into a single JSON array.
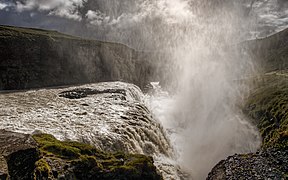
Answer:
[{"xmin": 135, "ymin": 0, "xmax": 263, "ymax": 179}]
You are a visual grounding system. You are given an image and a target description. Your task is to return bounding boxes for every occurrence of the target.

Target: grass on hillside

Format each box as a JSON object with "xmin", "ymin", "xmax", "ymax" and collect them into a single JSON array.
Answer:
[
  {"xmin": 0, "ymin": 25, "xmax": 82, "ymax": 40},
  {"xmin": 244, "ymin": 72, "xmax": 288, "ymax": 149}
]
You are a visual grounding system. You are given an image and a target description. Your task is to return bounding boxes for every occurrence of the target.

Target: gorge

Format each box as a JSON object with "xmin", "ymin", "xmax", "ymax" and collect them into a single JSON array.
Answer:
[{"xmin": 0, "ymin": 0, "xmax": 288, "ymax": 179}]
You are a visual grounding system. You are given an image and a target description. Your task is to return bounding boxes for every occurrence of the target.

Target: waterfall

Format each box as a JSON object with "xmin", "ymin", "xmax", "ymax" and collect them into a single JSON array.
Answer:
[{"xmin": 2, "ymin": 0, "xmax": 286, "ymax": 179}]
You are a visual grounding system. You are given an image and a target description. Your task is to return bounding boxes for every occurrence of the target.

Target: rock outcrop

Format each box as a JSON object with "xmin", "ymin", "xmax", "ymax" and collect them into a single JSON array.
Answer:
[
  {"xmin": 0, "ymin": 129, "xmax": 39, "ymax": 179},
  {"xmin": 0, "ymin": 25, "xmax": 169, "ymax": 90},
  {"xmin": 0, "ymin": 130, "xmax": 162, "ymax": 180},
  {"xmin": 32, "ymin": 133, "xmax": 162, "ymax": 180}
]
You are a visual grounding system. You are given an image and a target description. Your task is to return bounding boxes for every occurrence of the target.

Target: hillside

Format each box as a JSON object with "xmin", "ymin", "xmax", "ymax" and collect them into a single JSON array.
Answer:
[
  {"xmin": 208, "ymin": 30, "xmax": 288, "ymax": 179},
  {"xmin": 243, "ymin": 28, "xmax": 288, "ymax": 72}
]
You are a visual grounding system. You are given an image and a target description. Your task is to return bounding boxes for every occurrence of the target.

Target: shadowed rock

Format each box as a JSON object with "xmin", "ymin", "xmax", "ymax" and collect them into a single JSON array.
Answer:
[{"xmin": 0, "ymin": 129, "xmax": 39, "ymax": 180}]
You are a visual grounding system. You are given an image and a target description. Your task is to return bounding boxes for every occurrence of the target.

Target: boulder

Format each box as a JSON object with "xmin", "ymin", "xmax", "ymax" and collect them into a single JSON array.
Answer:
[{"xmin": 0, "ymin": 129, "xmax": 39, "ymax": 179}]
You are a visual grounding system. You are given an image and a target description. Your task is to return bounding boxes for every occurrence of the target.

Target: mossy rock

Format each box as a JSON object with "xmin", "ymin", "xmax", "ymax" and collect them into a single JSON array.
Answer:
[
  {"xmin": 244, "ymin": 73, "xmax": 288, "ymax": 149},
  {"xmin": 34, "ymin": 158, "xmax": 51, "ymax": 178},
  {"xmin": 32, "ymin": 134, "xmax": 162, "ymax": 180}
]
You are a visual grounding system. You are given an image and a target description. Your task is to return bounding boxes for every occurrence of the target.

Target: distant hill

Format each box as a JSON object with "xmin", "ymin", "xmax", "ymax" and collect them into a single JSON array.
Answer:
[{"xmin": 243, "ymin": 28, "xmax": 288, "ymax": 72}]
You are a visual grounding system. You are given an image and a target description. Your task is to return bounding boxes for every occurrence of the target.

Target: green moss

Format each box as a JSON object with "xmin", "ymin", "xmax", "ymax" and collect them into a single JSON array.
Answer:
[
  {"xmin": 32, "ymin": 134, "xmax": 104, "ymax": 159},
  {"xmin": 33, "ymin": 134, "xmax": 80, "ymax": 159},
  {"xmin": 34, "ymin": 159, "xmax": 51, "ymax": 178},
  {"xmin": 244, "ymin": 73, "xmax": 288, "ymax": 149},
  {"xmin": 32, "ymin": 134, "xmax": 162, "ymax": 179}
]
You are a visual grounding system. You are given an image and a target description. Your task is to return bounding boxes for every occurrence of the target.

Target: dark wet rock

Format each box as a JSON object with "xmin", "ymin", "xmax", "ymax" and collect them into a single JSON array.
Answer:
[
  {"xmin": 59, "ymin": 88, "xmax": 126, "ymax": 99},
  {"xmin": 0, "ymin": 129, "xmax": 39, "ymax": 180}
]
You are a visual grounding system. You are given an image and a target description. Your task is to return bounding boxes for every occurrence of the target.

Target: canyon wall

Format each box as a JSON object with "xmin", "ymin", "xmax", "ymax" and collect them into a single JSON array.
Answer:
[{"xmin": 0, "ymin": 25, "xmax": 167, "ymax": 90}]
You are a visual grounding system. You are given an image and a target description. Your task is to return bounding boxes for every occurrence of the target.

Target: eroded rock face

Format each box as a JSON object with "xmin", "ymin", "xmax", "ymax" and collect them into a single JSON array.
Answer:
[{"xmin": 0, "ymin": 129, "xmax": 39, "ymax": 180}]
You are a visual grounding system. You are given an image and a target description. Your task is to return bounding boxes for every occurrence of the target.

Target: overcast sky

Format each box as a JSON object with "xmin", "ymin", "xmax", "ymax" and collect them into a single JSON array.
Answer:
[{"xmin": 0, "ymin": 0, "xmax": 287, "ymax": 47}]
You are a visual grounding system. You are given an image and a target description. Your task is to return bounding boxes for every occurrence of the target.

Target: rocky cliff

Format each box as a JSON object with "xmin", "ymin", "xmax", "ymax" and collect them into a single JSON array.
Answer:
[{"xmin": 0, "ymin": 25, "xmax": 168, "ymax": 90}]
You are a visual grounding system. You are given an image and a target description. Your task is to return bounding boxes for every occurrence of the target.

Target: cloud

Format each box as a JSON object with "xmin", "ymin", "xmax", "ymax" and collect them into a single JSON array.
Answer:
[
  {"xmin": 15, "ymin": 0, "xmax": 85, "ymax": 20},
  {"xmin": 86, "ymin": 10, "xmax": 109, "ymax": 25},
  {"xmin": 0, "ymin": 2, "xmax": 7, "ymax": 10}
]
